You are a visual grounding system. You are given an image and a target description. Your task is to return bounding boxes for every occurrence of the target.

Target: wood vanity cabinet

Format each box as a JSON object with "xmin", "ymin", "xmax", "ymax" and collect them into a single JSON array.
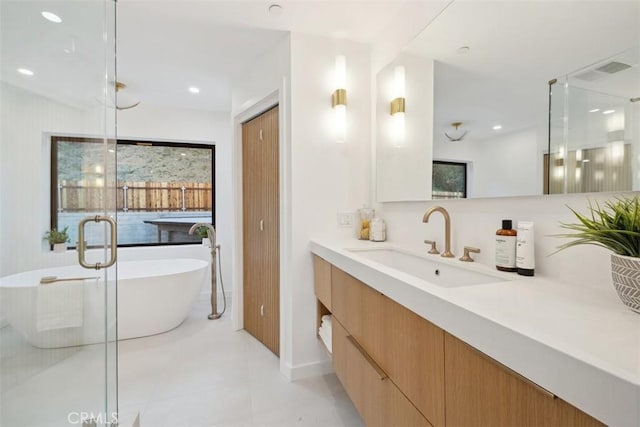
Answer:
[
  {"xmin": 313, "ymin": 255, "xmax": 331, "ymax": 311},
  {"xmin": 312, "ymin": 255, "xmax": 603, "ymax": 427},
  {"xmin": 444, "ymin": 333, "xmax": 603, "ymax": 427},
  {"xmin": 333, "ymin": 316, "xmax": 431, "ymax": 427},
  {"xmin": 328, "ymin": 260, "xmax": 445, "ymax": 427}
]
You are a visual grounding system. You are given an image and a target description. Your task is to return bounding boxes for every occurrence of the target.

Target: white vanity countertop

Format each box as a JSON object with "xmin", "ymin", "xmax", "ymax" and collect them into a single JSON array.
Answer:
[{"xmin": 310, "ymin": 238, "xmax": 640, "ymax": 427}]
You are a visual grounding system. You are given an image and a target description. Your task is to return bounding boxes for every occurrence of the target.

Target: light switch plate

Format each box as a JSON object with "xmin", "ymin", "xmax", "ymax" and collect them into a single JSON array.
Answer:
[{"xmin": 337, "ymin": 212, "xmax": 353, "ymax": 228}]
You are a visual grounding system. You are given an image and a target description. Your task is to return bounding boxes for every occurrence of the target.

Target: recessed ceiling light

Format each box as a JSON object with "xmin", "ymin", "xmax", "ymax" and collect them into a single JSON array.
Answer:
[
  {"xmin": 41, "ymin": 11, "xmax": 62, "ymax": 23},
  {"xmin": 589, "ymin": 108, "xmax": 600, "ymax": 113},
  {"xmin": 188, "ymin": 86, "xmax": 200, "ymax": 94},
  {"xmin": 602, "ymin": 109, "xmax": 615, "ymax": 115},
  {"xmin": 492, "ymin": 125, "xmax": 502, "ymax": 130},
  {"xmin": 268, "ymin": 4, "xmax": 283, "ymax": 15},
  {"xmin": 457, "ymin": 46, "xmax": 471, "ymax": 54},
  {"xmin": 180, "ymin": 152, "xmax": 187, "ymax": 156},
  {"xmin": 17, "ymin": 68, "xmax": 34, "ymax": 76}
]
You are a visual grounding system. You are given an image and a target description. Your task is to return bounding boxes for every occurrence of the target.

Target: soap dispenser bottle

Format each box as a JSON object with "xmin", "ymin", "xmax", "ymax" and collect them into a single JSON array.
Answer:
[{"xmin": 495, "ymin": 219, "xmax": 517, "ymax": 272}]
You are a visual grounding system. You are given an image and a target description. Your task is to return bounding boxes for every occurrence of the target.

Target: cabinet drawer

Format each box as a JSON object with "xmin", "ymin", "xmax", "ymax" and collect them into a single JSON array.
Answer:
[
  {"xmin": 331, "ymin": 266, "xmax": 386, "ymax": 363},
  {"xmin": 333, "ymin": 318, "xmax": 431, "ymax": 427},
  {"xmin": 444, "ymin": 333, "xmax": 604, "ymax": 427},
  {"xmin": 380, "ymin": 297, "xmax": 445, "ymax": 427},
  {"xmin": 332, "ymin": 266, "xmax": 445, "ymax": 426},
  {"xmin": 313, "ymin": 255, "xmax": 331, "ymax": 310}
]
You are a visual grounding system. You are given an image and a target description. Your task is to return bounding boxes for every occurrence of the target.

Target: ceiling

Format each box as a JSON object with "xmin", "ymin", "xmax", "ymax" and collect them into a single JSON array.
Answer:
[
  {"xmin": 1, "ymin": 0, "xmax": 450, "ymax": 112},
  {"xmin": 2, "ymin": 0, "xmax": 637, "ymax": 127},
  {"xmin": 403, "ymin": 0, "xmax": 640, "ymax": 141}
]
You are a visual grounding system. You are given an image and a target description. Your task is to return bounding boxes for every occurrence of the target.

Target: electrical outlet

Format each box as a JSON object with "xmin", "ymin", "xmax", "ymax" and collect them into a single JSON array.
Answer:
[{"xmin": 337, "ymin": 212, "xmax": 353, "ymax": 228}]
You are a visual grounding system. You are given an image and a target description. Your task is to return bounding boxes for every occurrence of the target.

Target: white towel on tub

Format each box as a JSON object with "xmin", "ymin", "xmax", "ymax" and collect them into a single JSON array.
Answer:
[{"xmin": 36, "ymin": 279, "xmax": 93, "ymax": 332}]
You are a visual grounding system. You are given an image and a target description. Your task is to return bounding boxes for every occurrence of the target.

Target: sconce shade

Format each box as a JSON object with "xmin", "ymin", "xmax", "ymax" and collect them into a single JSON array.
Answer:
[
  {"xmin": 335, "ymin": 55, "xmax": 346, "ymax": 89},
  {"xmin": 389, "ymin": 65, "xmax": 406, "ymax": 147}
]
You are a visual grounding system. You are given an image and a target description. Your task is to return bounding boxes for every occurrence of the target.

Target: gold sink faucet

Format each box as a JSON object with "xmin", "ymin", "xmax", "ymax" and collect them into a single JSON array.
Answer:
[{"xmin": 422, "ymin": 206, "xmax": 455, "ymax": 258}]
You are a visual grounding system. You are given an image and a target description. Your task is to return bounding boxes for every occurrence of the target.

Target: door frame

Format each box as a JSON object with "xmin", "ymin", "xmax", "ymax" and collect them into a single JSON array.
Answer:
[{"xmin": 232, "ymin": 88, "xmax": 291, "ymax": 374}]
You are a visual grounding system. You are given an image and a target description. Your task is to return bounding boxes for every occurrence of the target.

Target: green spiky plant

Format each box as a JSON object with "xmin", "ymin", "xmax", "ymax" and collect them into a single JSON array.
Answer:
[
  {"xmin": 197, "ymin": 226, "xmax": 209, "ymax": 239},
  {"xmin": 44, "ymin": 226, "xmax": 70, "ymax": 245},
  {"xmin": 555, "ymin": 196, "xmax": 640, "ymax": 258}
]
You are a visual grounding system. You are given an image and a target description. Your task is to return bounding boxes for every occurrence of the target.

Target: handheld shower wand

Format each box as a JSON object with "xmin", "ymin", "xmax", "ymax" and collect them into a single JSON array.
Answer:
[{"xmin": 189, "ymin": 223, "xmax": 226, "ymax": 320}]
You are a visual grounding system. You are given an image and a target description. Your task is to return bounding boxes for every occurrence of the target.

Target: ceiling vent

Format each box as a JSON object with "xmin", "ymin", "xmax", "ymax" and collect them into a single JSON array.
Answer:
[
  {"xmin": 595, "ymin": 61, "xmax": 631, "ymax": 74},
  {"xmin": 573, "ymin": 61, "xmax": 632, "ymax": 82}
]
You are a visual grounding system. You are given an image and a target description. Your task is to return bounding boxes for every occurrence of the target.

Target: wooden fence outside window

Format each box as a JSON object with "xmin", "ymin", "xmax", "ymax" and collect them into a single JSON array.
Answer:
[{"xmin": 56, "ymin": 181, "xmax": 213, "ymax": 212}]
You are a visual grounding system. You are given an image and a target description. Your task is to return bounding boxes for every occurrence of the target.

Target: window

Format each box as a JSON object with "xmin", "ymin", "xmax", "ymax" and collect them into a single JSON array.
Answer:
[
  {"xmin": 432, "ymin": 161, "xmax": 467, "ymax": 199},
  {"xmin": 51, "ymin": 137, "xmax": 214, "ymax": 247}
]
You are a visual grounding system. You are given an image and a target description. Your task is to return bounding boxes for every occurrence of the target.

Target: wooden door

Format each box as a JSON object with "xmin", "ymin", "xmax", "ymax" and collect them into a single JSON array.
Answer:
[{"xmin": 242, "ymin": 106, "xmax": 280, "ymax": 356}]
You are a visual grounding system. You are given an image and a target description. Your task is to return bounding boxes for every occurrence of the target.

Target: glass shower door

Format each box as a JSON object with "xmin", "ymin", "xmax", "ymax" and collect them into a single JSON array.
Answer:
[
  {"xmin": 0, "ymin": 1, "xmax": 118, "ymax": 426},
  {"xmin": 548, "ymin": 47, "xmax": 639, "ymax": 194}
]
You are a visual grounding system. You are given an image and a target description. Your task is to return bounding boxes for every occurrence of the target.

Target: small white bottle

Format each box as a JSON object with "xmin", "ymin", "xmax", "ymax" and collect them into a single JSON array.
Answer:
[{"xmin": 516, "ymin": 221, "xmax": 535, "ymax": 276}]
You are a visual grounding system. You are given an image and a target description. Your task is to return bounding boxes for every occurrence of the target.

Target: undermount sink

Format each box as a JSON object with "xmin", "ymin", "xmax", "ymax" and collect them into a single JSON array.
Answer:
[{"xmin": 347, "ymin": 248, "xmax": 509, "ymax": 288}]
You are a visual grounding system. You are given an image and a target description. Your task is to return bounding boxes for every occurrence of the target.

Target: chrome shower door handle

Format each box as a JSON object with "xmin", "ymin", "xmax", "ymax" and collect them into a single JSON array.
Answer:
[{"xmin": 78, "ymin": 215, "xmax": 117, "ymax": 270}]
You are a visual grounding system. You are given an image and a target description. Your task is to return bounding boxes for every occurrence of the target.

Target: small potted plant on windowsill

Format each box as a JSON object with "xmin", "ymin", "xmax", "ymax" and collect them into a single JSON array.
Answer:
[
  {"xmin": 197, "ymin": 226, "xmax": 210, "ymax": 247},
  {"xmin": 555, "ymin": 195, "xmax": 640, "ymax": 314},
  {"xmin": 44, "ymin": 226, "xmax": 70, "ymax": 253}
]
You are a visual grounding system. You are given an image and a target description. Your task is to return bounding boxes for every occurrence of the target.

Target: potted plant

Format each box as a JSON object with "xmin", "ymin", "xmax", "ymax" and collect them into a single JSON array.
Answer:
[
  {"xmin": 197, "ymin": 226, "xmax": 210, "ymax": 246},
  {"xmin": 555, "ymin": 195, "xmax": 640, "ymax": 313},
  {"xmin": 44, "ymin": 226, "xmax": 70, "ymax": 253}
]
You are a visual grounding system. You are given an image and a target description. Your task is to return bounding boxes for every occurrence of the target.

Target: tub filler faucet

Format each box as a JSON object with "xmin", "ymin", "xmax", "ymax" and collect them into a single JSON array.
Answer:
[
  {"xmin": 422, "ymin": 206, "xmax": 455, "ymax": 258},
  {"xmin": 189, "ymin": 223, "xmax": 226, "ymax": 320}
]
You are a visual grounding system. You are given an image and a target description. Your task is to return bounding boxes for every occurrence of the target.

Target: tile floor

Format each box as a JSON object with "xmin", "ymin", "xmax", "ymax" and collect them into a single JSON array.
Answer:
[{"xmin": 1, "ymin": 297, "xmax": 363, "ymax": 427}]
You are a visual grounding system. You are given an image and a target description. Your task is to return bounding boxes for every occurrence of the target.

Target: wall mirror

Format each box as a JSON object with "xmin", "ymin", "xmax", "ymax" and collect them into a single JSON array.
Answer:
[{"xmin": 376, "ymin": 1, "xmax": 639, "ymax": 202}]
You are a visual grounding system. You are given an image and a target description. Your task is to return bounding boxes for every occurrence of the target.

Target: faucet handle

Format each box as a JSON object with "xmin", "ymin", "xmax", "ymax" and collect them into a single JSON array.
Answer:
[
  {"xmin": 424, "ymin": 239, "xmax": 440, "ymax": 255},
  {"xmin": 459, "ymin": 246, "xmax": 480, "ymax": 262}
]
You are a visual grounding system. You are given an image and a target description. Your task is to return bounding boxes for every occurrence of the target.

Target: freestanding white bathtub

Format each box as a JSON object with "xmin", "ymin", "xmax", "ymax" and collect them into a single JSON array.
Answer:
[{"xmin": 0, "ymin": 259, "xmax": 207, "ymax": 348}]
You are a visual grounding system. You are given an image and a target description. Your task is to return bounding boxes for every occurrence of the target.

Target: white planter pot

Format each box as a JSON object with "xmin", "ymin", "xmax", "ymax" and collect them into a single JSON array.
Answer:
[
  {"xmin": 53, "ymin": 243, "xmax": 67, "ymax": 253},
  {"xmin": 611, "ymin": 254, "xmax": 640, "ymax": 314},
  {"xmin": 202, "ymin": 238, "xmax": 210, "ymax": 247}
]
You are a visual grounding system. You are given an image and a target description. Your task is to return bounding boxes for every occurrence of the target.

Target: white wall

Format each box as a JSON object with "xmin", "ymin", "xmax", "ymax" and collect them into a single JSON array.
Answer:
[
  {"xmin": 379, "ymin": 191, "xmax": 638, "ymax": 295},
  {"xmin": 289, "ymin": 33, "xmax": 371, "ymax": 374},
  {"xmin": 231, "ymin": 33, "xmax": 371, "ymax": 379},
  {"xmin": 433, "ymin": 125, "xmax": 545, "ymax": 198},
  {"xmin": 0, "ymin": 83, "xmax": 103, "ymax": 275}
]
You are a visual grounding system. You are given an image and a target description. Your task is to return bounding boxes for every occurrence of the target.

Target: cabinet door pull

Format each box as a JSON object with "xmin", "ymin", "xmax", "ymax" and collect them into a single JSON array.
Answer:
[
  {"xmin": 346, "ymin": 335, "xmax": 388, "ymax": 381},
  {"xmin": 474, "ymin": 346, "xmax": 556, "ymax": 399}
]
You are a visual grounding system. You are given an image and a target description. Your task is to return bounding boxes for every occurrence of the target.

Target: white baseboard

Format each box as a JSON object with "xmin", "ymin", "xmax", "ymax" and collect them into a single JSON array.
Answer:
[{"xmin": 286, "ymin": 359, "xmax": 334, "ymax": 381}]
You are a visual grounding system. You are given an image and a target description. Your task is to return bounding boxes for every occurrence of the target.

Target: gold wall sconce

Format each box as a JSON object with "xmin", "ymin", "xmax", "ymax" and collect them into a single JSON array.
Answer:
[
  {"xmin": 332, "ymin": 55, "xmax": 347, "ymax": 143},
  {"xmin": 390, "ymin": 65, "xmax": 406, "ymax": 147}
]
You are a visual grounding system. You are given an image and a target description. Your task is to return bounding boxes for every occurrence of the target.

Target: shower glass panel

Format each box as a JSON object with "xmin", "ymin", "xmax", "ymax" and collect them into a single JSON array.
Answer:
[
  {"xmin": 0, "ymin": 1, "xmax": 118, "ymax": 426},
  {"xmin": 549, "ymin": 48, "xmax": 639, "ymax": 194}
]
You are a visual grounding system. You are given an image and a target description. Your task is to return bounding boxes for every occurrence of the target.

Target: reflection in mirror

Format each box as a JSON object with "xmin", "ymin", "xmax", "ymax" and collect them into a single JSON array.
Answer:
[
  {"xmin": 376, "ymin": 54, "xmax": 434, "ymax": 202},
  {"xmin": 375, "ymin": 0, "xmax": 639, "ymax": 201},
  {"xmin": 548, "ymin": 48, "xmax": 639, "ymax": 194}
]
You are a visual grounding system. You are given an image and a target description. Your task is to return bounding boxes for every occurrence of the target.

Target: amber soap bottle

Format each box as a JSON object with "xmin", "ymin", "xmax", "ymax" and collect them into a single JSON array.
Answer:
[{"xmin": 495, "ymin": 219, "xmax": 517, "ymax": 272}]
